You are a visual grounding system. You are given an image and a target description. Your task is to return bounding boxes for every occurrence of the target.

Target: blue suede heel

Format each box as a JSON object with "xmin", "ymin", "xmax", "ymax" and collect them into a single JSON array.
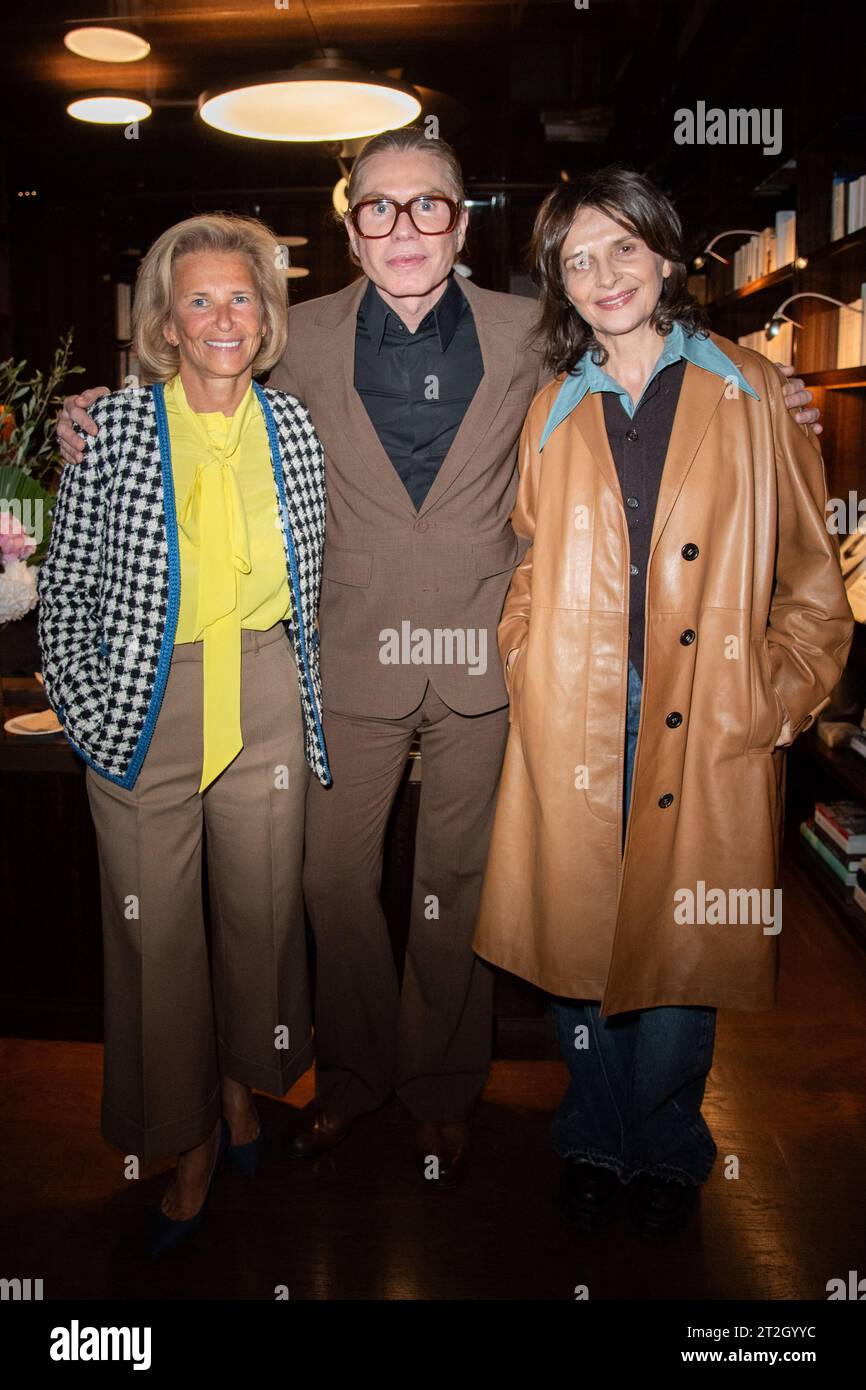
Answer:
[
  {"xmin": 150, "ymin": 1117, "xmax": 230, "ymax": 1258},
  {"xmin": 225, "ymin": 1128, "xmax": 264, "ymax": 1179}
]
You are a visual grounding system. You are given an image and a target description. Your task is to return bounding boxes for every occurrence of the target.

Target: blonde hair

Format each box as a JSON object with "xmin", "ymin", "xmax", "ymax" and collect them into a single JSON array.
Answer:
[{"xmin": 132, "ymin": 213, "xmax": 289, "ymax": 382}]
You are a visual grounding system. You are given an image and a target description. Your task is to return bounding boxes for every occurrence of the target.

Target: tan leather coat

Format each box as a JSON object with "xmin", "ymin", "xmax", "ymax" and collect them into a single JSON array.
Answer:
[{"xmin": 473, "ymin": 333, "xmax": 853, "ymax": 1014}]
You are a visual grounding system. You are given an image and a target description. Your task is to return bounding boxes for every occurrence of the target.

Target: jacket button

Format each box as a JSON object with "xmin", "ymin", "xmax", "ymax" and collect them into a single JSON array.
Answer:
[
  {"xmin": 626, "ymin": 428, "xmax": 639, "ymax": 442},
  {"xmin": 658, "ymin": 793, "xmax": 674, "ymax": 808},
  {"xmin": 666, "ymin": 711, "xmax": 683, "ymax": 728},
  {"xmin": 679, "ymin": 628, "xmax": 696, "ymax": 645},
  {"xmin": 626, "ymin": 496, "xmax": 639, "ymax": 508},
  {"xmin": 415, "ymin": 519, "xmax": 429, "ymax": 532},
  {"xmin": 681, "ymin": 542, "xmax": 699, "ymax": 561}
]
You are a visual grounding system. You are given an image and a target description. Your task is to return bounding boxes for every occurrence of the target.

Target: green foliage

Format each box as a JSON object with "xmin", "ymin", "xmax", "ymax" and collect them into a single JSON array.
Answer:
[
  {"xmin": 0, "ymin": 466, "xmax": 55, "ymax": 564},
  {"xmin": 0, "ymin": 328, "xmax": 85, "ymax": 488}
]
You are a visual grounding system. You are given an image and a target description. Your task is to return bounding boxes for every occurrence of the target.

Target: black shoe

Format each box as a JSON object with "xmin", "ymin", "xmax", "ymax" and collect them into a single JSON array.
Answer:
[
  {"xmin": 559, "ymin": 1160, "xmax": 623, "ymax": 1232},
  {"xmin": 628, "ymin": 1172, "xmax": 697, "ymax": 1239}
]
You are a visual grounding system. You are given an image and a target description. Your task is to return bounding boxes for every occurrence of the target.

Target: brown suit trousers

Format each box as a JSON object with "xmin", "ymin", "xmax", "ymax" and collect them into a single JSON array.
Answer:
[
  {"xmin": 86, "ymin": 625, "xmax": 313, "ymax": 1162},
  {"xmin": 270, "ymin": 274, "xmax": 546, "ymax": 1122}
]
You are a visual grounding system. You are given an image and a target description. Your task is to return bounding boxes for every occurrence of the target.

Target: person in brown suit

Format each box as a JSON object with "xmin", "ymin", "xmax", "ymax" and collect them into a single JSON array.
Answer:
[
  {"xmin": 269, "ymin": 130, "xmax": 544, "ymax": 1183},
  {"xmin": 57, "ymin": 130, "xmax": 821, "ymax": 1188}
]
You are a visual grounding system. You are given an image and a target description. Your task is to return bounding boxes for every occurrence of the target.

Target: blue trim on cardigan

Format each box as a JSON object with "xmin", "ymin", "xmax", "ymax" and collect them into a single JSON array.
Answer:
[
  {"xmin": 63, "ymin": 728, "xmax": 136, "ymax": 787},
  {"xmin": 118, "ymin": 381, "xmax": 182, "ymax": 789},
  {"xmin": 253, "ymin": 382, "xmax": 331, "ymax": 786},
  {"xmin": 56, "ymin": 384, "xmax": 180, "ymax": 791}
]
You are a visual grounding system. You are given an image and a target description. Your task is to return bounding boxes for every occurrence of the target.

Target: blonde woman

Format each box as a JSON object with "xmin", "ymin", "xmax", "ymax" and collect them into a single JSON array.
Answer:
[{"xmin": 38, "ymin": 214, "xmax": 330, "ymax": 1256}]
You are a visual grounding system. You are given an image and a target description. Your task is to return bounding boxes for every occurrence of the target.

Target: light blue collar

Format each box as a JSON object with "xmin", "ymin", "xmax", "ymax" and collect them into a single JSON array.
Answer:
[{"xmin": 538, "ymin": 321, "xmax": 759, "ymax": 451}]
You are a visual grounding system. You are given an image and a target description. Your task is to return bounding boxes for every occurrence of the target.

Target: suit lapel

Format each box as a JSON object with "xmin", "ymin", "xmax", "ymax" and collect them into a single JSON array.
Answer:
[
  {"xmin": 314, "ymin": 272, "xmax": 521, "ymax": 517},
  {"xmin": 649, "ymin": 361, "xmax": 726, "ymax": 556},
  {"xmin": 315, "ymin": 277, "xmax": 418, "ymax": 516},
  {"xmin": 416, "ymin": 276, "xmax": 516, "ymax": 516}
]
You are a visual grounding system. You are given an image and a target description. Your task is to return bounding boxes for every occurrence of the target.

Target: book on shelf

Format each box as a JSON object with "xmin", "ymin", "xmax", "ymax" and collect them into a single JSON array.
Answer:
[
  {"xmin": 832, "ymin": 177, "xmax": 847, "ymax": 241},
  {"xmin": 799, "ymin": 820, "xmax": 858, "ymax": 885},
  {"xmin": 845, "ymin": 173, "xmax": 866, "ymax": 236},
  {"xmin": 774, "ymin": 209, "xmax": 795, "ymax": 267},
  {"xmin": 850, "ymin": 732, "xmax": 866, "ymax": 761},
  {"xmin": 807, "ymin": 816, "xmax": 864, "ymax": 873},
  {"xmin": 836, "ymin": 286, "xmax": 866, "ymax": 369},
  {"xmin": 854, "ymin": 883, "xmax": 866, "ymax": 915},
  {"xmin": 814, "ymin": 800, "xmax": 866, "ymax": 854}
]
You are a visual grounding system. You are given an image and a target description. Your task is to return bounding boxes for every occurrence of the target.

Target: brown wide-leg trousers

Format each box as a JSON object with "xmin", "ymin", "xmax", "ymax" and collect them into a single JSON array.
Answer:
[
  {"xmin": 86, "ymin": 623, "xmax": 313, "ymax": 1163},
  {"xmin": 303, "ymin": 684, "xmax": 510, "ymax": 1124}
]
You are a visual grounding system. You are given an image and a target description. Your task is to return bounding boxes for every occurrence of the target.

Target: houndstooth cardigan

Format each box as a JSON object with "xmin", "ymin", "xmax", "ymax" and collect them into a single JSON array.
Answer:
[{"xmin": 38, "ymin": 381, "xmax": 331, "ymax": 789}]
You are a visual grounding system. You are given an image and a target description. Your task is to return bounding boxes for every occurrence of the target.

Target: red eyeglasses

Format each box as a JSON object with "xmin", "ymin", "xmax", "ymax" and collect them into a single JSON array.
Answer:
[{"xmin": 348, "ymin": 195, "xmax": 462, "ymax": 239}]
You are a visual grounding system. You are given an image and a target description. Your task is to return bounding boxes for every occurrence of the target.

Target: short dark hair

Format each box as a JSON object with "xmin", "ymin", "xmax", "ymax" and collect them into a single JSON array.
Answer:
[{"xmin": 528, "ymin": 165, "xmax": 706, "ymax": 377}]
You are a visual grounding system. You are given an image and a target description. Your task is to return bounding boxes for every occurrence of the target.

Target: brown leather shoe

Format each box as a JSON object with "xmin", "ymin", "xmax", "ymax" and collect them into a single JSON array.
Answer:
[
  {"xmin": 415, "ymin": 1121, "xmax": 469, "ymax": 1188},
  {"xmin": 288, "ymin": 1103, "xmax": 353, "ymax": 1160}
]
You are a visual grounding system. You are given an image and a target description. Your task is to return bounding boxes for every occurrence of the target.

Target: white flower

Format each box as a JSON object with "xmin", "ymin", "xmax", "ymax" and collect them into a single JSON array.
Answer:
[{"xmin": 0, "ymin": 559, "xmax": 38, "ymax": 623}]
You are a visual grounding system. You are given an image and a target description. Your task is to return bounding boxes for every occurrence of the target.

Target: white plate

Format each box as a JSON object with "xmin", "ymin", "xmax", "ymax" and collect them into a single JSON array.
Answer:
[{"xmin": 3, "ymin": 709, "xmax": 63, "ymax": 737}]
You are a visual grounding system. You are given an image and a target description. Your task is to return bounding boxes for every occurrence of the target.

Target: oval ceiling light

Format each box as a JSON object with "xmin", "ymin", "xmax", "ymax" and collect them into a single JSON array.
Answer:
[
  {"xmin": 67, "ymin": 95, "xmax": 153, "ymax": 125},
  {"xmin": 64, "ymin": 27, "xmax": 151, "ymax": 63},
  {"xmin": 198, "ymin": 60, "xmax": 421, "ymax": 143}
]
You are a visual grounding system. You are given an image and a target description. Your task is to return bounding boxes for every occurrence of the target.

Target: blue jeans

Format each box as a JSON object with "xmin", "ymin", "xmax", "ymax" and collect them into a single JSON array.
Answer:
[{"xmin": 549, "ymin": 661, "xmax": 718, "ymax": 1186}]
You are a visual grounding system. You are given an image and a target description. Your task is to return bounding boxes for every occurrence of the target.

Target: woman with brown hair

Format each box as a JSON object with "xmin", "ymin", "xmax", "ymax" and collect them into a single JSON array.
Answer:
[{"xmin": 473, "ymin": 167, "xmax": 852, "ymax": 1237}]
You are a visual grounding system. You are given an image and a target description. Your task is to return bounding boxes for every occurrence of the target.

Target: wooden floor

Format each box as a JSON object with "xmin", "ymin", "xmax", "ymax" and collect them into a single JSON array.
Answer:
[{"xmin": 2, "ymin": 857, "xmax": 865, "ymax": 1301}]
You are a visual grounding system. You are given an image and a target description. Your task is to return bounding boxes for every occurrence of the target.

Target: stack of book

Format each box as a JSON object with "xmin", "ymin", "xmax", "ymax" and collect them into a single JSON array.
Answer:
[
  {"xmin": 800, "ymin": 802, "xmax": 866, "ymax": 899},
  {"xmin": 732, "ymin": 213, "xmax": 796, "ymax": 289}
]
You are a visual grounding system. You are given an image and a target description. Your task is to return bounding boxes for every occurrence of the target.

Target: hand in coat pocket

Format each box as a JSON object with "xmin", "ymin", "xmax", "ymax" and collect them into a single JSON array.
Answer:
[
  {"xmin": 505, "ymin": 644, "xmax": 525, "ymax": 724},
  {"xmin": 747, "ymin": 640, "xmax": 787, "ymax": 752}
]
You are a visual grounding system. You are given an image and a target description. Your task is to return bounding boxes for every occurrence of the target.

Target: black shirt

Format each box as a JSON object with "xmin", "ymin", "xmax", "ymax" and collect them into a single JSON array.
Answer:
[
  {"xmin": 601, "ymin": 357, "xmax": 687, "ymax": 680},
  {"xmin": 354, "ymin": 272, "xmax": 485, "ymax": 510}
]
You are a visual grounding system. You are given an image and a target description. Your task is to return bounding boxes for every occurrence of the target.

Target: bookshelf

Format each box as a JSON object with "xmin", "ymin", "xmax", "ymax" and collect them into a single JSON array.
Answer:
[{"xmin": 704, "ymin": 127, "xmax": 866, "ymax": 944}]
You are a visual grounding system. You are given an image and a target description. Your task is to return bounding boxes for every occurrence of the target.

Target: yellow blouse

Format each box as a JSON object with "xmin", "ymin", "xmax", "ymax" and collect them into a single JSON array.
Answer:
[{"xmin": 164, "ymin": 374, "xmax": 291, "ymax": 792}]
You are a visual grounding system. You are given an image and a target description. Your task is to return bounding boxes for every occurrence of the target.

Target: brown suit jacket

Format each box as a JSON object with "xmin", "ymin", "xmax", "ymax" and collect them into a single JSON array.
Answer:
[{"xmin": 268, "ymin": 272, "xmax": 546, "ymax": 718}]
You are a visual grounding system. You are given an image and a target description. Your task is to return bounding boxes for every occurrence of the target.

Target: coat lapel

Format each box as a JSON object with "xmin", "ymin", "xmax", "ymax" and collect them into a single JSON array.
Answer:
[
  {"xmin": 649, "ymin": 361, "xmax": 726, "ymax": 556},
  {"xmin": 564, "ymin": 356, "xmax": 728, "ymax": 549},
  {"xmin": 571, "ymin": 389, "xmax": 622, "ymax": 504}
]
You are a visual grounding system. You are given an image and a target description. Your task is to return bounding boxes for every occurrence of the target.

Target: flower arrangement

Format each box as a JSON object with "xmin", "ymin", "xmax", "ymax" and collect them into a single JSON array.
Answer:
[
  {"xmin": 0, "ymin": 330, "xmax": 84, "ymax": 628},
  {"xmin": 0, "ymin": 516, "xmax": 38, "ymax": 623}
]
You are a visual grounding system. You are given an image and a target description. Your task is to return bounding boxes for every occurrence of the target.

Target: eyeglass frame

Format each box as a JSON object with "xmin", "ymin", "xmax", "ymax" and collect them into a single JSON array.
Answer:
[{"xmin": 347, "ymin": 195, "xmax": 463, "ymax": 239}]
